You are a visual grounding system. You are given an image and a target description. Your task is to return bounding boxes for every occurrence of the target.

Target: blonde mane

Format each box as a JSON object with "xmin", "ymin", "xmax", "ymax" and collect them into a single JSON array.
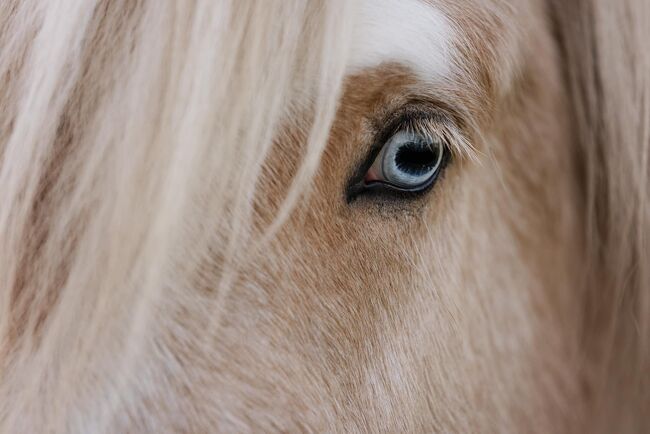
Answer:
[
  {"xmin": 1, "ymin": 0, "xmax": 648, "ymax": 432},
  {"xmin": 551, "ymin": 0, "xmax": 650, "ymax": 428},
  {"xmin": 1, "ymin": 2, "xmax": 350, "ymax": 430}
]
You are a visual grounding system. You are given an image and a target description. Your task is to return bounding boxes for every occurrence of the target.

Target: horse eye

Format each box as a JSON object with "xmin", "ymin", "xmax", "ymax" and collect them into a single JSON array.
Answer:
[{"xmin": 364, "ymin": 129, "xmax": 445, "ymax": 192}]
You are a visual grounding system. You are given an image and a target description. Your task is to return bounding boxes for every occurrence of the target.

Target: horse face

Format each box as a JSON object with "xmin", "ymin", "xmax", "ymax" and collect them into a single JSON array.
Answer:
[{"xmin": 156, "ymin": 0, "xmax": 584, "ymax": 431}]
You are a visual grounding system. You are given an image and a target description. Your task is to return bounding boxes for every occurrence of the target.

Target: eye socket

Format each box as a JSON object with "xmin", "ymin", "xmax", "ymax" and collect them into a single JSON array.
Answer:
[{"xmin": 364, "ymin": 129, "xmax": 445, "ymax": 192}]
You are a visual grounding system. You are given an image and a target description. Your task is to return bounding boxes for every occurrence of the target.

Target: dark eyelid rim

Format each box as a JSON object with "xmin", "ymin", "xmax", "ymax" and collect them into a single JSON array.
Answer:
[{"xmin": 345, "ymin": 104, "xmax": 455, "ymax": 204}]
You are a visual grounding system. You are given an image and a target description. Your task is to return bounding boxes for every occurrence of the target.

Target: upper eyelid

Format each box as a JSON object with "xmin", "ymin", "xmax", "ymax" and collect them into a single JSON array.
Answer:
[
  {"xmin": 372, "ymin": 106, "xmax": 475, "ymax": 162},
  {"xmin": 401, "ymin": 116, "xmax": 475, "ymax": 162}
]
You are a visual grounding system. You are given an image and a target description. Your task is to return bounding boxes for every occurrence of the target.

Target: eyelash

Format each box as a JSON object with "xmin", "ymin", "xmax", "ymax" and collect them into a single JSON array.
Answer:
[{"xmin": 346, "ymin": 110, "xmax": 453, "ymax": 203}]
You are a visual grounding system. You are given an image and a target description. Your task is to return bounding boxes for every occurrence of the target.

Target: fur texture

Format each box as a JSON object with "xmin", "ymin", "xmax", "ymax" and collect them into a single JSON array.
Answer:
[{"xmin": 0, "ymin": 0, "xmax": 648, "ymax": 432}]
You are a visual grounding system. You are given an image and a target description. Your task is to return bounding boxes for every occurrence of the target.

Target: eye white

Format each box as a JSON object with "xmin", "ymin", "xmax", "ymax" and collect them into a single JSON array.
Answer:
[{"xmin": 367, "ymin": 130, "xmax": 444, "ymax": 190}]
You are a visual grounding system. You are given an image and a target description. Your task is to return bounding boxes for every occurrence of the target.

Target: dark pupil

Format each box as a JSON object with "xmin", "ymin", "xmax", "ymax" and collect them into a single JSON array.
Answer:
[{"xmin": 394, "ymin": 142, "xmax": 438, "ymax": 176}]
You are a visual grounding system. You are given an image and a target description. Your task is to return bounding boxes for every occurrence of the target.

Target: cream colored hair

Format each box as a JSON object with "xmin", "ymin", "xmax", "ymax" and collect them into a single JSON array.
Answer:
[
  {"xmin": 1, "ymin": 2, "xmax": 351, "ymax": 430},
  {"xmin": 551, "ymin": 0, "xmax": 650, "ymax": 427},
  {"xmin": 0, "ymin": 0, "xmax": 648, "ymax": 432}
]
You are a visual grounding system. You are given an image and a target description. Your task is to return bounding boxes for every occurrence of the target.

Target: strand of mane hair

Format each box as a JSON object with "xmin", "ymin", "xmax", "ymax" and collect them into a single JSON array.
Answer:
[{"xmin": 549, "ymin": 0, "xmax": 650, "ymax": 431}]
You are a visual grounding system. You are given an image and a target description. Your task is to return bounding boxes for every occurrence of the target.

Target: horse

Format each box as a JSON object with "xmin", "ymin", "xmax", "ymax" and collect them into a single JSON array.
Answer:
[{"xmin": 0, "ymin": 0, "xmax": 648, "ymax": 432}]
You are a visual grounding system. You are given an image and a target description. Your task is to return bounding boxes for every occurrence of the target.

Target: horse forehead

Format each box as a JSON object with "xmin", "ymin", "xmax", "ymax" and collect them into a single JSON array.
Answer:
[{"xmin": 348, "ymin": 0, "xmax": 455, "ymax": 81}]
